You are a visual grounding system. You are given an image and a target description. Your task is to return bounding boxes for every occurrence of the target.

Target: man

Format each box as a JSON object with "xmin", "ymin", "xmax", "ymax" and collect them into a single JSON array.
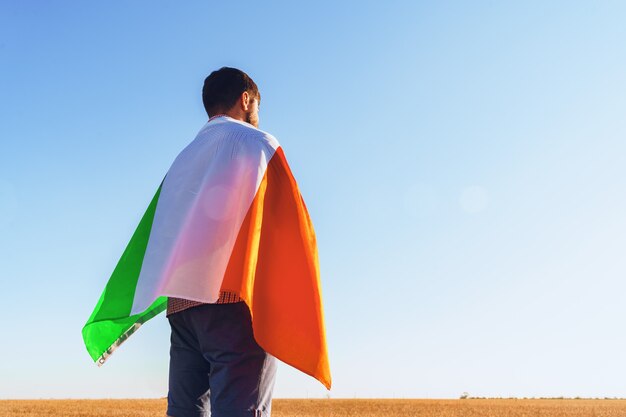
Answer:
[
  {"xmin": 82, "ymin": 67, "xmax": 330, "ymax": 417},
  {"xmin": 166, "ymin": 67, "xmax": 276, "ymax": 417}
]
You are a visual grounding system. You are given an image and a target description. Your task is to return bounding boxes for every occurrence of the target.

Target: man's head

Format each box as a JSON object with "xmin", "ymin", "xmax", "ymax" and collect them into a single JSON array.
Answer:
[{"xmin": 202, "ymin": 67, "xmax": 261, "ymax": 127}]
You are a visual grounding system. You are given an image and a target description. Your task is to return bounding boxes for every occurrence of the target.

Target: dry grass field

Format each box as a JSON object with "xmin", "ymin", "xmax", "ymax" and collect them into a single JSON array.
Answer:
[{"xmin": 2, "ymin": 398, "xmax": 626, "ymax": 417}]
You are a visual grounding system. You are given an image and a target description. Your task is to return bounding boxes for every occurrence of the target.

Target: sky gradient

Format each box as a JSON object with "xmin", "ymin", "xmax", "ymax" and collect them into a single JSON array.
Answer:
[{"xmin": 1, "ymin": 1, "xmax": 626, "ymax": 399}]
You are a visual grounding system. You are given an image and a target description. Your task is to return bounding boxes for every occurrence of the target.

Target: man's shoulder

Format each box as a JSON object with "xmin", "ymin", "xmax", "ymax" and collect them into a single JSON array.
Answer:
[
  {"xmin": 255, "ymin": 129, "xmax": 280, "ymax": 151},
  {"xmin": 226, "ymin": 119, "xmax": 280, "ymax": 150}
]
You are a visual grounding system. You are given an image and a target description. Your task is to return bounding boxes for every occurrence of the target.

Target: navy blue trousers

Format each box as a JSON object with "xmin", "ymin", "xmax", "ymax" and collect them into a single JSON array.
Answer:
[{"xmin": 167, "ymin": 301, "xmax": 277, "ymax": 417}]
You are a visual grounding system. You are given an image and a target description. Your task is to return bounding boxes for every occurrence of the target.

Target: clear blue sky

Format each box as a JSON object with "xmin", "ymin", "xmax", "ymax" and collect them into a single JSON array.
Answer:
[{"xmin": 1, "ymin": 0, "xmax": 626, "ymax": 399}]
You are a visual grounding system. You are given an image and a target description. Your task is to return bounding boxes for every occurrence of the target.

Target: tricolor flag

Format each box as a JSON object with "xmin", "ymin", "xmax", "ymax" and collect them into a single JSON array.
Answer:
[{"xmin": 82, "ymin": 116, "xmax": 331, "ymax": 389}]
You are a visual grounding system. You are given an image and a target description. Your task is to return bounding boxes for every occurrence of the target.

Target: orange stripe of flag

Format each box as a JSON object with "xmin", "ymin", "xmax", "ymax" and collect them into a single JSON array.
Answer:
[{"xmin": 221, "ymin": 146, "xmax": 331, "ymax": 389}]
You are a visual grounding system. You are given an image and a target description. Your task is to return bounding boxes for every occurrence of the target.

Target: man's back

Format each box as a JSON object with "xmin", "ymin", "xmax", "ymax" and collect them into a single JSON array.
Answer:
[
  {"xmin": 130, "ymin": 116, "xmax": 280, "ymax": 314},
  {"xmin": 164, "ymin": 116, "xmax": 279, "ymax": 316}
]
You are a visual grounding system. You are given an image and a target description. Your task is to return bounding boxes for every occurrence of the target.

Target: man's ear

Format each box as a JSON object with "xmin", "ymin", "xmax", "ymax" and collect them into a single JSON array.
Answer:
[{"xmin": 241, "ymin": 91, "xmax": 251, "ymax": 111}]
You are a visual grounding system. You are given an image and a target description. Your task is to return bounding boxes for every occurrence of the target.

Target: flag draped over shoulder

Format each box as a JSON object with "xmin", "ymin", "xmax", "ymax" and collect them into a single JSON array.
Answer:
[{"xmin": 82, "ymin": 116, "xmax": 331, "ymax": 389}]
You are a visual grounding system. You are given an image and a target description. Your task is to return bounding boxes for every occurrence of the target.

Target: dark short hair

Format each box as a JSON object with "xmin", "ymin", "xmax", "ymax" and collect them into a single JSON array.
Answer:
[{"xmin": 202, "ymin": 67, "xmax": 260, "ymax": 117}]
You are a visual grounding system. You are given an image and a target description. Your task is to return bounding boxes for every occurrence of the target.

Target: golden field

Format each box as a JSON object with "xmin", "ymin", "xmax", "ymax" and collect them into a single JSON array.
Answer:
[{"xmin": 2, "ymin": 398, "xmax": 626, "ymax": 417}]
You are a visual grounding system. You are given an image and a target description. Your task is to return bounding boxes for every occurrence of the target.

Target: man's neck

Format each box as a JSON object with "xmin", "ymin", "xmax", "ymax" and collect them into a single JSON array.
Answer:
[{"xmin": 224, "ymin": 108, "xmax": 246, "ymax": 123}]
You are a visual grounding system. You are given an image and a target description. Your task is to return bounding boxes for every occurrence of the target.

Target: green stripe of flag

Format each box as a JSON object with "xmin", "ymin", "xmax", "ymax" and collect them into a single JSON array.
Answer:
[{"xmin": 82, "ymin": 179, "xmax": 167, "ymax": 364}]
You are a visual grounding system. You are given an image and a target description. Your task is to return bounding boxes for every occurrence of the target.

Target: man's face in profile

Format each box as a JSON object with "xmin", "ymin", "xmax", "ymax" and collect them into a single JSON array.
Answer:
[{"xmin": 246, "ymin": 96, "xmax": 260, "ymax": 128}]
